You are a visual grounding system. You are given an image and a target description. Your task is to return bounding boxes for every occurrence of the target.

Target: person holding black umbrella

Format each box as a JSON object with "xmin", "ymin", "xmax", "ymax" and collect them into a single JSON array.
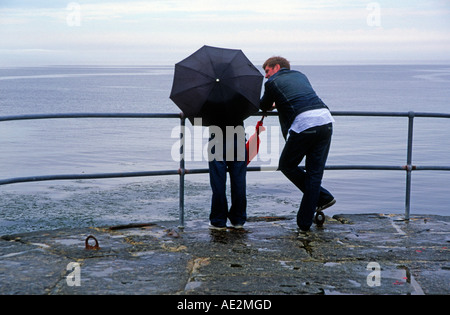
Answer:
[
  {"xmin": 206, "ymin": 106, "xmax": 248, "ymax": 230},
  {"xmin": 260, "ymin": 56, "xmax": 336, "ymax": 231},
  {"xmin": 170, "ymin": 46, "xmax": 263, "ymax": 230}
]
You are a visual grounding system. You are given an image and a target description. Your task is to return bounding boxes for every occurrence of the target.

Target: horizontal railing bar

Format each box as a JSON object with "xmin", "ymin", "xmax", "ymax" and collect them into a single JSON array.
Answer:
[
  {"xmin": 0, "ymin": 170, "xmax": 180, "ymax": 186},
  {"xmin": 325, "ymin": 165, "xmax": 405, "ymax": 170},
  {"xmin": 184, "ymin": 165, "xmax": 450, "ymax": 173},
  {"xmin": 415, "ymin": 166, "xmax": 450, "ymax": 171},
  {"xmin": 253, "ymin": 111, "xmax": 414, "ymax": 117},
  {"xmin": 329, "ymin": 111, "xmax": 450, "ymax": 118},
  {"xmin": 412, "ymin": 112, "xmax": 450, "ymax": 118},
  {"xmin": 238, "ymin": 111, "xmax": 450, "ymax": 118},
  {"xmin": 330, "ymin": 111, "xmax": 411, "ymax": 117},
  {"xmin": 2, "ymin": 111, "xmax": 450, "ymax": 123},
  {"xmin": 253, "ymin": 111, "xmax": 447, "ymax": 118},
  {"xmin": 0, "ymin": 112, "xmax": 182, "ymax": 122},
  {"xmin": 2, "ymin": 164, "xmax": 449, "ymax": 186}
]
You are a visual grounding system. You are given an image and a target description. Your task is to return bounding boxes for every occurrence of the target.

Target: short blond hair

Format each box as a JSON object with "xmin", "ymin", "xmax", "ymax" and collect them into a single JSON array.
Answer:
[{"xmin": 262, "ymin": 56, "xmax": 290, "ymax": 70}]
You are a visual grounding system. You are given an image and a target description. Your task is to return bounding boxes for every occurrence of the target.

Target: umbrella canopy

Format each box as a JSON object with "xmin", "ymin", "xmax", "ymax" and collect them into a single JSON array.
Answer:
[{"xmin": 170, "ymin": 45, "xmax": 263, "ymax": 126}]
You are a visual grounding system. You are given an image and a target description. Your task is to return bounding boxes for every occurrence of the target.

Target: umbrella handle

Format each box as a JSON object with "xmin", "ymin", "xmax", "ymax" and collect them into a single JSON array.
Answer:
[{"xmin": 255, "ymin": 116, "xmax": 266, "ymax": 136}]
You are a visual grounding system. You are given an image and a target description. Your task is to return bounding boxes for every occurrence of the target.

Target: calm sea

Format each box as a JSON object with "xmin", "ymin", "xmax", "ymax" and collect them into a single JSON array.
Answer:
[{"xmin": 1, "ymin": 64, "xmax": 449, "ymax": 235}]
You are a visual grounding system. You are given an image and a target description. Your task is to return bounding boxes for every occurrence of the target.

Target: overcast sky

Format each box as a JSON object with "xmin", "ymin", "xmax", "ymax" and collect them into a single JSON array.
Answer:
[{"xmin": 1, "ymin": 0, "xmax": 449, "ymax": 66}]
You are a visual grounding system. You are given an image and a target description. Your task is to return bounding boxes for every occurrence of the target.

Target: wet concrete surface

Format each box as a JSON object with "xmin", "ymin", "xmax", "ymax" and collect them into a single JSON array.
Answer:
[{"xmin": 0, "ymin": 213, "xmax": 448, "ymax": 295}]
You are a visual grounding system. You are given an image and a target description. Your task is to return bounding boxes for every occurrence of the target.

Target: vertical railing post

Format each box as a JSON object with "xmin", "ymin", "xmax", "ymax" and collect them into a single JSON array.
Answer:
[
  {"xmin": 405, "ymin": 111, "xmax": 415, "ymax": 220},
  {"xmin": 178, "ymin": 113, "xmax": 186, "ymax": 228}
]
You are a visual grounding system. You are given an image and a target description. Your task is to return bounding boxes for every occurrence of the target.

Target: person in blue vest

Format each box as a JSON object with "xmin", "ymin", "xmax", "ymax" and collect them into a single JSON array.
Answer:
[{"xmin": 260, "ymin": 56, "xmax": 336, "ymax": 231}]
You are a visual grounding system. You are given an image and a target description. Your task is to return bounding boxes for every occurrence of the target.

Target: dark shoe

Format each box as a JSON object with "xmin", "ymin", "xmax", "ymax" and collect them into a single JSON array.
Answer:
[
  {"xmin": 298, "ymin": 225, "xmax": 310, "ymax": 232},
  {"xmin": 230, "ymin": 223, "xmax": 244, "ymax": 229},
  {"xmin": 316, "ymin": 198, "xmax": 336, "ymax": 212},
  {"xmin": 208, "ymin": 223, "xmax": 227, "ymax": 231}
]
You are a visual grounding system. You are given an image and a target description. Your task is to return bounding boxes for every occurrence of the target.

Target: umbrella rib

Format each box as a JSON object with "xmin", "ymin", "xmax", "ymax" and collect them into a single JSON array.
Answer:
[
  {"xmin": 218, "ymin": 51, "xmax": 240, "ymax": 79},
  {"xmin": 176, "ymin": 63, "xmax": 215, "ymax": 80},
  {"xmin": 172, "ymin": 81, "xmax": 213, "ymax": 95},
  {"xmin": 225, "ymin": 74, "xmax": 262, "ymax": 79}
]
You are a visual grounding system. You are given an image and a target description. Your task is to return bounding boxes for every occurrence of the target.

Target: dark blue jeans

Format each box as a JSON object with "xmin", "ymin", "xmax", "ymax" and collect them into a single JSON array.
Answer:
[
  {"xmin": 278, "ymin": 123, "xmax": 333, "ymax": 231},
  {"xmin": 208, "ymin": 133, "xmax": 247, "ymax": 227}
]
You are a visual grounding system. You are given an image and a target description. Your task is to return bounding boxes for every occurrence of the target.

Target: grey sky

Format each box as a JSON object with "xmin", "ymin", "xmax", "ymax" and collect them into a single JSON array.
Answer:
[{"xmin": 1, "ymin": 0, "xmax": 449, "ymax": 66}]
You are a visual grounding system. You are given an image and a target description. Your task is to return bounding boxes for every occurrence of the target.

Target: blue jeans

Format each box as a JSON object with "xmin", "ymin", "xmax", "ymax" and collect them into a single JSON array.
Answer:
[
  {"xmin": 208, "ymin": 133, "xmax": 247, "ymax": 227},
  {"xmin": 278, "ymin": 123, "xmax": 333, "ymax": 231}
]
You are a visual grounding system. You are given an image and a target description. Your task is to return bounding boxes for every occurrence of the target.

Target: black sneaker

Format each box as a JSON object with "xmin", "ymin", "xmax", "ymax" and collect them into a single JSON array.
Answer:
[{"xmin": 316, "ymin": 198, "xmax": 336, "ymax": 212}]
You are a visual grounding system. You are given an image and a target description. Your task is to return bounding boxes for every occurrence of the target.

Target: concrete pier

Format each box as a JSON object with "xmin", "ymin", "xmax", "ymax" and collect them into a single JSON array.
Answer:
[{"xmin": 0, "ymin": 213, "xmax": 448, "ymax": 295}]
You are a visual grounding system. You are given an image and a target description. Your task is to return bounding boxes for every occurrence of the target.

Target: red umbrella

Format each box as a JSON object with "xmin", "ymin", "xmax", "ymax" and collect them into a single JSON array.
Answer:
[{"xmin": 246, "ymin": 116, "xmax": 266, "ymax": 165}]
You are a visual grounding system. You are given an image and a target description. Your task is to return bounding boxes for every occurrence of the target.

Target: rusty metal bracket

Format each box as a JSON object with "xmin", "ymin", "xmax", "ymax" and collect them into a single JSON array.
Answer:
[
  {"xmin": 85, "ymin": 235, "xmax": 100, "ymax": 250},
  {"xmin": 402, "ymin": 165, "xmax": 417, "ymax": 171}
]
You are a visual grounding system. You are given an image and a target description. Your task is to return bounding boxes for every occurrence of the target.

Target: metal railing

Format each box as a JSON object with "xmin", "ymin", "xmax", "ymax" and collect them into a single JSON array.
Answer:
[{"xmin": 1, "ymin": 111, "xmax": 449, "ymax": 227}]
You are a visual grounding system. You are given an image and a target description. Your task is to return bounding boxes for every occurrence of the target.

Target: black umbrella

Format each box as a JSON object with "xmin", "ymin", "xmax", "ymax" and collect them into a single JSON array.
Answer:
[{"xmin": 170, "ymin": 45, "xmax": 263, "ymax": 126}]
